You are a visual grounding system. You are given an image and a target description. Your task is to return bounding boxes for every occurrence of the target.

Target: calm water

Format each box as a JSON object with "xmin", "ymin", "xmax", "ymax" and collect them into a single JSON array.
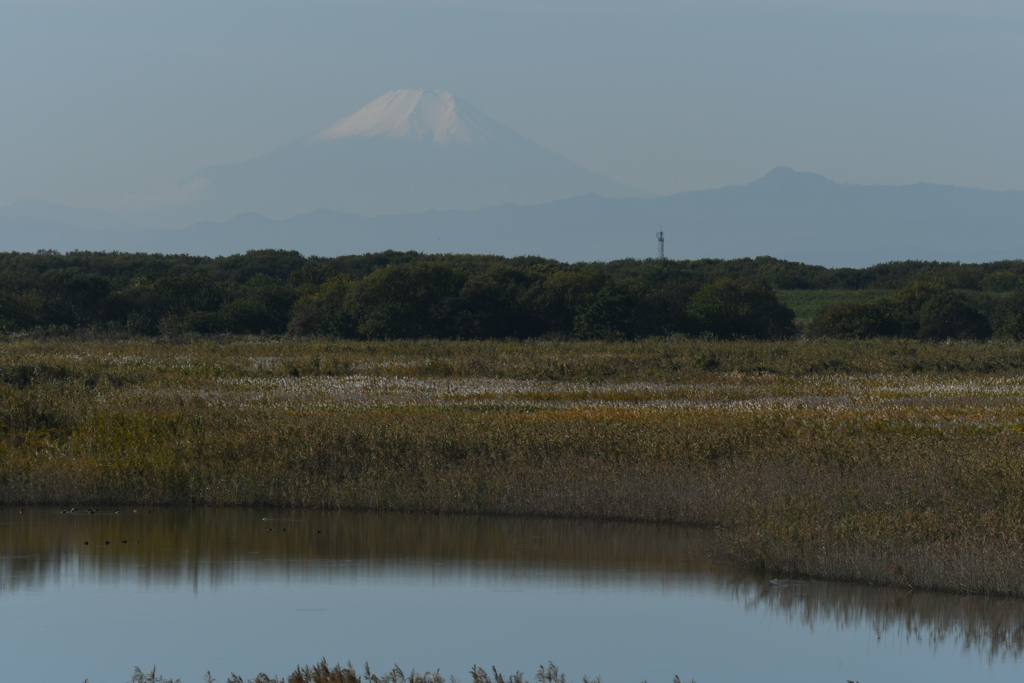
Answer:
[{"xmin": 2, "ymin": 508, "xmax": 1024, "ymax": 683}]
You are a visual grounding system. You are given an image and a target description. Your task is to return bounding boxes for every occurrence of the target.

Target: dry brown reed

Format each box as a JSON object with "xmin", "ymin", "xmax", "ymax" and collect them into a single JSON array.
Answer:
[{"xmin": 5, "ymin": 337, "xmax": 1024, "ymax": 594}]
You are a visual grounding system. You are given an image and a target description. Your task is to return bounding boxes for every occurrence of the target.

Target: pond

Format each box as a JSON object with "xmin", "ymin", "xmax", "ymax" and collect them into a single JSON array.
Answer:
[{"xmin": 1, "ymin": 507, "xmax": 1023, "ymax": 682}]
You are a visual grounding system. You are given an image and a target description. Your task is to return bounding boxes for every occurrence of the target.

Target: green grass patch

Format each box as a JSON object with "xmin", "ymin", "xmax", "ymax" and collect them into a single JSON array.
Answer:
[{"xmin": 776, "ymin": 289, "xmax": 894, "ymax": 319}]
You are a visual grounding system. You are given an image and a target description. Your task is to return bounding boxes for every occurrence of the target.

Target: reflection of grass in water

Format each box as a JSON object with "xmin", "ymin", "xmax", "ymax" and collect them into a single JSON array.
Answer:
[
  {"xmin": 8, "ymin": 338, "xmax": 1024, "ymax": 598},
  {"xmin": 132, "ymin": 661, "xmax": 694, "ymax": 683},
  {"xmin": 0, "ymin": 508, "xmax": 726, "ymax": 592},
  {"xmin": 746, "ymin": 580, "xmax": 1024, "ymax": 662}
]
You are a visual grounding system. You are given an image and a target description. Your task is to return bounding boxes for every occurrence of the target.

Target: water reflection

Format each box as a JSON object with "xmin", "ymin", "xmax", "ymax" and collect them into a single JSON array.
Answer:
[
  {"xmin": 0, "ymin": 508, "xmax": 730, "ymax": 590},
  {"xmin": 3, "ymin": 507, "xmax": 1024, "ymax": 665},
  {"xmin": 745, "ymin": 579, "xmax": 1024, "ymax": 663}
]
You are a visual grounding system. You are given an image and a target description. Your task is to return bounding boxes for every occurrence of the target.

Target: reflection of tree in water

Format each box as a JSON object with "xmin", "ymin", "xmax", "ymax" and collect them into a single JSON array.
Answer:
[
  {"xmin": 741, "ymin": 579, "xmax": 1024, "ymax": 662},
  {"xmin": 5, "ymin": 507, "xmax": 1024, "ymax": 661}
]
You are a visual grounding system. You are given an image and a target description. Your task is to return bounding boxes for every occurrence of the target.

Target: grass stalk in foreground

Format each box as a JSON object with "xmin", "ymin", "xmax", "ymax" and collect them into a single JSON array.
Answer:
[{"xmin": 127, "ymin": 661, "xmax": 694, "ymax": 683}]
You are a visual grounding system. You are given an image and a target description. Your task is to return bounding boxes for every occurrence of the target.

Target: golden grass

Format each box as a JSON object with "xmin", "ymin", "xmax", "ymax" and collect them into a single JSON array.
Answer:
[{"xmin": 6, "ymin": 337, "xmax": 1024, "ymax": 594}]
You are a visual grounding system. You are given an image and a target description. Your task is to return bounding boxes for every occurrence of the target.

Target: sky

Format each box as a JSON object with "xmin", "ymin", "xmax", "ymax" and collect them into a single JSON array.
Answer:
[{"xmin": 1, "ymin": 0, "xmax": 1022, "ymax": 212}]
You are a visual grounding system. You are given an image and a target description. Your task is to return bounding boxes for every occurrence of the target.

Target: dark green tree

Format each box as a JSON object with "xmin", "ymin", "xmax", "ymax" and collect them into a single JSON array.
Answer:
[
  {"xmin": 687, "ymin": 278, "xmax": 795, "ymax": 340},
  {"xmin": 219, "ymin": 274, "xmax": 298, "ymax": 334},
  {"xmin": 645, "ymin": 280, "xmax": 699, "ymax": 335},
  {"xmin": 993, "ymin": 290, "xmax": 1024, "ymax": 339},
  {"xmin": 917, "ymin": 291, "xmax": 991, "ymax": 341},
  {"xmin": 455, "ymin": 265, "xmax": 539, "ymax": 339},
  {"xmin": 524, "ymin": 269, "xmax": 607, "ymax": 336},
  {"xmin": 347, "ymin": 263, "xmax": 467, "ymax": 339},
  {"xmin": 891, "ymin": 281, "xmax": 946, "ymax": 337},
  {"xmin": 288, "ymin": 276, "xmax": 357, "ymax": 337},
  {"xmin": 572, "ymin": 279, "xmax": 652, "ymax": 340},
  {"xmin": 37, "ymin": 268, "xmax": 111, "ymax": 327},
  {"xmin": 810, "ymin": 301, "xmax": 899, "ymax": 339},
  {"xmin": 154, "ymin": 271, "xmax": 224, "ymax": 316}
]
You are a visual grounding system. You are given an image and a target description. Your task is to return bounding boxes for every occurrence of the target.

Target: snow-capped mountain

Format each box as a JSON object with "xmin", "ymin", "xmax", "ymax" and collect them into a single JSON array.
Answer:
[
  {"xmin": 138, "ymin": 90, "xmax": 647, "ymax": 227},
  {"xmin": 312, "ymin": 90, "xmax": 499, "ymax": 144}
]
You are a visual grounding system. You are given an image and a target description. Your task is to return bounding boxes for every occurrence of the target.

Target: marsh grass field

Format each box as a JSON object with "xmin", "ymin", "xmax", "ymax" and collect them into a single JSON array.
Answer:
[{"xmin": 6, "ymin": 337, "xmax": 1024, "ymax": 594}]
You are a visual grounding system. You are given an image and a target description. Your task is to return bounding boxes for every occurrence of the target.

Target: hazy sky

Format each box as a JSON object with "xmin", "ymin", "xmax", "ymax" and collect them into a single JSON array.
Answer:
[{"xmin": 1, "ymin": 0, "xmax": 1022, "ymax": 211}]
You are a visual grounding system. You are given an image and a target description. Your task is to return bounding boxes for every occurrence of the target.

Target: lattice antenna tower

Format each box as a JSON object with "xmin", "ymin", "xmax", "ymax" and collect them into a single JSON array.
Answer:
[{"xmin": 657, "ymin": 230, "xmax": 665, "ymax": 260}]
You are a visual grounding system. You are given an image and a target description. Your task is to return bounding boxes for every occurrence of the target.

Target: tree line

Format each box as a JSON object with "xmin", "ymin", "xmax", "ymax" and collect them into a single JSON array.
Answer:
[
  {"xmin": 809, "ymin": 282, "xmax": 1024, "ymax": 341},
  {"xmin": 0, "ymin": 250, "xmax": 792, "ymax": 339},
  {"xmin": 1, "ymin": 249, "xmax": 1024, "ymax": 340}
]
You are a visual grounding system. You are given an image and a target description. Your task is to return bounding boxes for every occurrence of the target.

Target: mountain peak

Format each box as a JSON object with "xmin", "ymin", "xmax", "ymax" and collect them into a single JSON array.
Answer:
[
  {"xmin": 312, "ymin": 89, "xmax": 493, "ymax": 145},
  {"xmin": 751, "ymin": 167, "xmax": 835, "ymax": 189}
]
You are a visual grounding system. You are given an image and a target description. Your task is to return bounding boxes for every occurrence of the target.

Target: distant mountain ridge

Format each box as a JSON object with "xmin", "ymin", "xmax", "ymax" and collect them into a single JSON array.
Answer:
[{"xmin": 2, "ymin": 168, "xmax": 1022, "ymax": 268}]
